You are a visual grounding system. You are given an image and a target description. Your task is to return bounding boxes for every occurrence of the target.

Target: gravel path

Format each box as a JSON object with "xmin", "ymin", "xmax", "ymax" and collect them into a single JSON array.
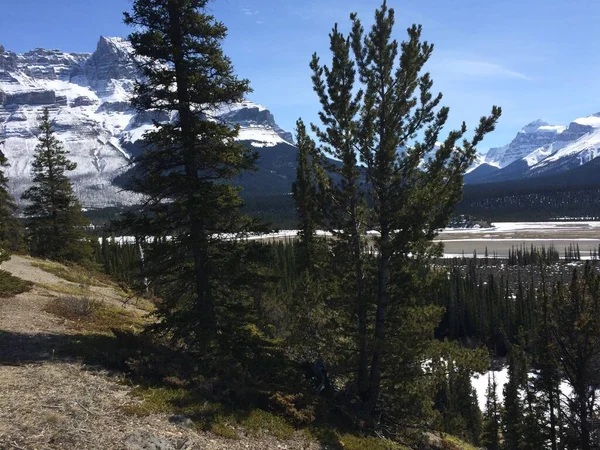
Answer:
[{"xmin": 0, "ymin": 256, "xmax": 320, "ymax": 450}]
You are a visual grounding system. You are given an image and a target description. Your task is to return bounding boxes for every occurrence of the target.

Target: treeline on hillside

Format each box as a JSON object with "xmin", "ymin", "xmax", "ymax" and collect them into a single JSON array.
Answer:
[
  {"xmin": 251, "ymin": 185, "xmax": 600, "ymax": 226},
  {"xmin": 241, "ymin": 194, "xmax": 297, "ymax": 229},
  {"xmin": 457, "ymin": 183, "xmax": 600, "ymax": 221}
]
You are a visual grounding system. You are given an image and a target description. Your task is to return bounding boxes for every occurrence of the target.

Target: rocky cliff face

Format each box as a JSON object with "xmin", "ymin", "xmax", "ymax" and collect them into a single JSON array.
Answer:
[
  {"xmin": 484, "ymin": 120, "xmax": 566, "ymax": 169},
  {"xmin": 0, "ymin": 37, "xmax": 294, "ymax": 208}
]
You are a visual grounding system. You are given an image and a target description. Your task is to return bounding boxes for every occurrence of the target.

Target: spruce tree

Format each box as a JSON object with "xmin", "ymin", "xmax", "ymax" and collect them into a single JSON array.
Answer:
[
  {"xmin": 21, "ymin": 108, "xmax": 91, "ymax": 263},
  {"xmin": 481, "ymin": 372, "xmax": 501, "ymax": 450},
  {"xmin": 533, "ymin": 266, "xmax": 561, "ymax": 450},
  {"xmin": 0, "ymin": 142, "xmax": 19, "ymax": 263},
  {"xmin": 502, "ymin": 346, "xmax": 525, "ymax": 450},
  {"xmin": 436, "ymin": 359, "xmax": 483, "ymax": 445},
  {"xmin": 300, "ymin": 0, "xmax": 501, "ymax": 419},
  {"xmin": 123, "ymin": 0, "xmax": 260, "ymax": 349},
  {"xmin": 291, "ymin": 119, "xmax": 322, "ymax": 271}
]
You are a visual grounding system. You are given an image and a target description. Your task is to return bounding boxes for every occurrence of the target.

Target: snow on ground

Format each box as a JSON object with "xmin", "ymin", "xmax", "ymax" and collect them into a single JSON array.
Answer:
[
  {"xmin": 104, "ymin": 223, "xmax": 600, "ymax": 244},
  {"xmin": 440, "ymin": 238, "xmax": 600, "ymax": 242},
  {"xmin": 439, "ymin": 221, "xmax": 600, "ymax": 234}
]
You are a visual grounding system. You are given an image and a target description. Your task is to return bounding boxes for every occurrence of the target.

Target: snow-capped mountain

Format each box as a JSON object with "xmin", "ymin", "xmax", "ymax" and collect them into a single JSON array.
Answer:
[
  {"xmin": 0, "ymin": 37, "xmax": 294, "ymax": 207},
  {"xmin": 484, "ymin": 120, "xmax": 566, "ymax": 169},
  {"xmin": 467, "ymin": 113, "xmax": 600, "ymax": 184}
]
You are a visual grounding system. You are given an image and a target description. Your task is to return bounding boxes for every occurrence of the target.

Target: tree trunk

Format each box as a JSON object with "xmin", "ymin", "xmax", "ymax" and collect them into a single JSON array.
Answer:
[
  {"xmin": 579, "ymin": 385, "xmax": 591, "ymax": 450},
  {"xmin": 352, "ymin": 201, "xmax": 368, "ymax": 400},
  {"xmin": 548, "ymin": 383, "xmax": 558, "ymax": 450},
  {"xmin": 367, "ymin": 226, "xmax": 391, "ymax": 412},
  {"xmin": 168, "ymin": 0, "xmax": 217, "ymax": 336}
]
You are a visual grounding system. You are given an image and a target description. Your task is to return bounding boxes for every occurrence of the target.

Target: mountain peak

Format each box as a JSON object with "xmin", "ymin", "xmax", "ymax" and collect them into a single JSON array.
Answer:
[
  {"xmin": 524, "ymin": 119, "xmax": 548, "ymax": 127},
  {"xmin": 96, "ymin": 36, "xmax": 132, "ymax": 53},
  {"xmin": 85, "ymin": 36, "xmax": 136, "ymax": 98},
  {"xmin": 520, "ymin": 119, "xmax": 549, "ymax": 133}
]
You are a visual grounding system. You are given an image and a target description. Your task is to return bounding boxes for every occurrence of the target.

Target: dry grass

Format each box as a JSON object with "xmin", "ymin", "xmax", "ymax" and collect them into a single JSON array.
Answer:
[
  {"xmin": 1, "ymin": 255, "xmax": 325, "ymax": 449},
  {"xmin": 36, "ymin": 282, "xmax": 92, "ymax": 296},
  {"xmin": 32, "ymin": 260, "xmax": 104, "ymax": 286},
  {"xmin": 44, "ymin": 295, "xmax": 145, "ymax": 333},
  {"xmin": 441, "ymin": 434, "xmax": 479, "ymax": 450}
]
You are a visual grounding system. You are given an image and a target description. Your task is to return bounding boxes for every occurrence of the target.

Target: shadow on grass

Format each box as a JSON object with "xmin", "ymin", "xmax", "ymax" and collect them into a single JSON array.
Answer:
[{"xmin": 0, "ymin": 330, "xmax": 125, "ymax": 367}]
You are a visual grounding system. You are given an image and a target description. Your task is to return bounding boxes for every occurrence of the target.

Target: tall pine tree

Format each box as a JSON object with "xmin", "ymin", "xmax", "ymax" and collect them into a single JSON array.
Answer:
[
  {"xmin": 123, "ymin": 0, "xmax": 261, "ymax": 350},
  {"xmin": 291, "ymin": 119, "xmax": 322, "ymax": 271},
  {"xmin": 21, "ymin": 108, "xmax": 91, "ymax": 263},
  {"xmin": 299, "ymin": 0, "xmax": 501, "ymax": 420}
]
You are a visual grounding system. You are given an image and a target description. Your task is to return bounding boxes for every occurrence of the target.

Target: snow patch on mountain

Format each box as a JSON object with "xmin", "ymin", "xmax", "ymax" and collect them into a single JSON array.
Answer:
[
  {"xmin": 572, "ymin": 114, "xmax": 600, "ymax": 128},
  {"xmin": 533, "ymin": 125, "xmax": 600, "ymax": 170}
]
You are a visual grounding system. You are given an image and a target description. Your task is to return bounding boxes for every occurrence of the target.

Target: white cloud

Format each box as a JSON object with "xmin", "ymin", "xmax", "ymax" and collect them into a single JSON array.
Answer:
[
  {"xmin": 437, "ymin": 58, "xmax": 532, "ymax": 81},
  {"xmin": 241, "ymin": 7, "xmax": 259, "ymax": 16}
]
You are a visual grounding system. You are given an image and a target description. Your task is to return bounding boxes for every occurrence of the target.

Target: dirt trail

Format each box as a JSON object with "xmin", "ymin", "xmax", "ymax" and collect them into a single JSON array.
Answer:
[{"xmin": 0, "ymin": 256, "xmax": 319, "ymax": 450}]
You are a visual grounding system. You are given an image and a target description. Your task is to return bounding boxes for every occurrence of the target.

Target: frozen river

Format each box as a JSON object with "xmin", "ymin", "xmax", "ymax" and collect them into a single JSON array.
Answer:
[
  {"xmin": 103, "ymin": 222, "xmax": 600, "ymax": 258},
  {"xmin": 436, "ymin": 221, "xmax": 600, "ymax": 258}
]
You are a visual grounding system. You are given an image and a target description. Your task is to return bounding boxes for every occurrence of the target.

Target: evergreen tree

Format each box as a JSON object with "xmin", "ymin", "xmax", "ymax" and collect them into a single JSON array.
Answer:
[
  {"xmin": 503, "ymin": 347, "xmax": 524, "ymax": 450},
  {"xmin": 301, "ymin": 0, "xmax": 501, "ymax": 420},
  {"xmin": 291, "ymin": 119, "xmax": 322, "ymax": 271},
  {"xmin": 0, "ymin": 142, "xmax": 19, "ymax": 263},
  {"xmin": 533, "ymin": 266, "xmax": 561, "ymax": 450},
  {"xmin": 21, "ymin": 108, "xmax": 91, "ymax": 263},
  {"xmin": 123, "ymin": 0, "xmax": 262, "ymax": 350},
  {"xmin": 307, "ymin": 20, "xmax": 371, "ymax": 400},
  {"xmin": 481, "ymin": 372, "xmax": 501, "ymax": 450},
  {"xmin": 549, "ymin": 267, "xmax": 600, "ymax": 450},
  {"xmin": 436, "ymin": 358, "xmax": 483, "ymax": 445}
]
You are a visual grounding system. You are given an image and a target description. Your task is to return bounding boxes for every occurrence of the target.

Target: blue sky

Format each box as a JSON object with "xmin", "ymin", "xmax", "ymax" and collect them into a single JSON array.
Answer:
[{"xmin": 2, "ymin": 0, "xmax": 600, "ymax": 151}]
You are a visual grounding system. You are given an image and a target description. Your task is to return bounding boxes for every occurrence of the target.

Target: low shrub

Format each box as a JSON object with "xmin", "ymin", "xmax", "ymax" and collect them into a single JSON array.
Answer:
[
  {"xmin": 44, "ymin": 296, "xmax": 144, "ymax": 333},
  {"xmin": 0, "ymin": 269, "xmax": 33, "ymax": 297},
  {"xmin": 46, "ymin": 295, "xmax": 101, "ymax": 319}
]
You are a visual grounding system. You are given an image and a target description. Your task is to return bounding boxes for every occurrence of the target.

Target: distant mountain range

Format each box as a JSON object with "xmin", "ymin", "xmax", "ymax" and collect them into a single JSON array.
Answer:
[
  {"xmin": 466, "ymin": 115, "xmax": 600, "ymax": 184},
  {"xmin": 2, "ymin": 37, "xmax": 599, "ymax": 215},
  {"xmin": 0, "ymin": 37, "xmax": 298, "ymax": 208}
]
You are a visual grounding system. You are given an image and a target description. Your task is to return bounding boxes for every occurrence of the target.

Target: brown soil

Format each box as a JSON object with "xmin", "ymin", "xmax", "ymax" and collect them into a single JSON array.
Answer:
[{"xmin": 0, "ymin": 256, "xmax": 320, "ymax": 450}]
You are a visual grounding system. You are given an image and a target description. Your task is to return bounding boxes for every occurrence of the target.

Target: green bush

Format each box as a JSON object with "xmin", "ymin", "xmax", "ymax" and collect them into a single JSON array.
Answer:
[{"xmin": 0, "ymin": 269, "xmax": 32, "ymax": 297}]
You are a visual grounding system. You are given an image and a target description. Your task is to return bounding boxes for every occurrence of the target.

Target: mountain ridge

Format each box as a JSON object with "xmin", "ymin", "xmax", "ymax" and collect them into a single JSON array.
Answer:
[{"xmin": 468, "ymin": 112, "xmax": 600, "ymax": 184}]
